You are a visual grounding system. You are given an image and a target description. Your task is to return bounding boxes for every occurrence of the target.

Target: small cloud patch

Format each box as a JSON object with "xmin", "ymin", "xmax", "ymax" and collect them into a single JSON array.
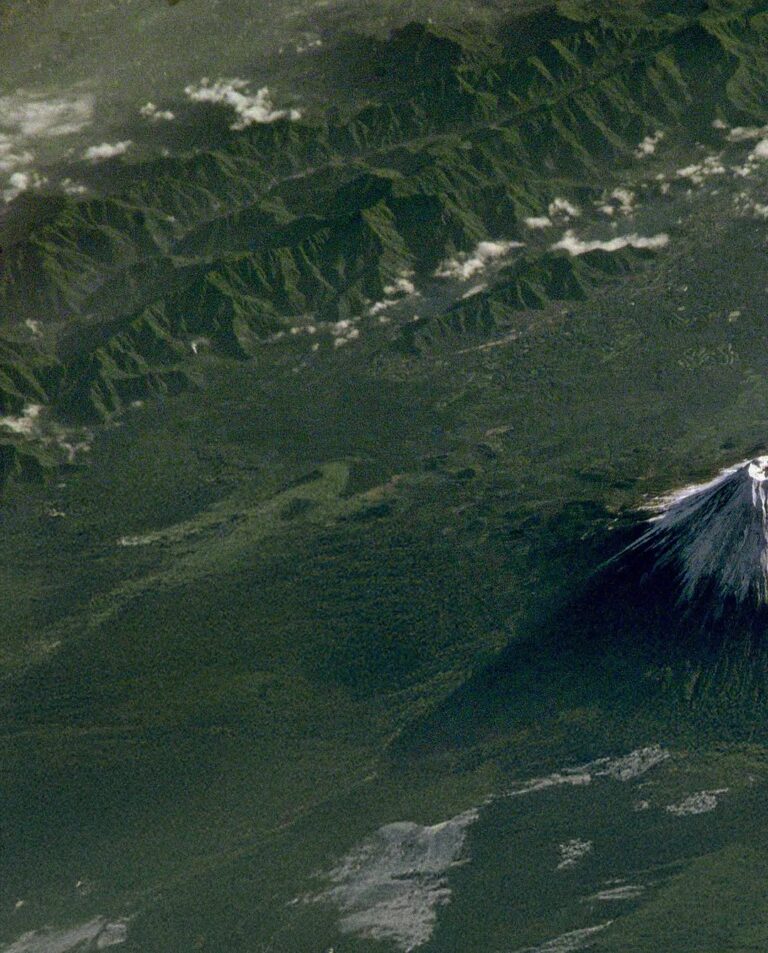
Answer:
[
  {"xmin": 83, "ymin": 140, "xmax": 132, "ymax": 161},
  {"xmin": 675, "ymin": 155, "xmax": 726, "ymax": 184},
  {"xmin": 369, "ymin": 273, "xmax": 418, "ymax": 317},
  {"xmin": 0, "ymin": 90, "xmax": 94, "ymax": 201},
  {"xmin": 549, "ymin": 197, "xmax": 581, "ymax": 219},
  {"xmin": 435, "ymin": 239, "xmax": 523, "ymax": 280},
  {"xmin": 635, "ymin": 130, "xmax": 664, "ymax": 157},
  {"xmin": 727, "ymin": 124, "xmax": 768, "ymax": 142},
  {"xmin": 2, "ymin": 169, "xmax": 47, "ymax": 203},
  {"xmin": 296, "ymin": 38, "xmax": 323, "ymax": 53},
  {"xmin": 330, "ymin": 319, "xmax": 361, "ymax": 348},
  {"xmin": 0, "ymin": 403, "xmax": 91, "ymax": 462},
  {"xmin": 0, "ymin": 135, "xmax": 33, "ymax": 174},
  {"xmin": 0, "ymin": 90, "xmax": 94, "ymax": 139},
  {"xmin": 551, "ymin": 230, "xmax": 669, "ymax": 256},
  {"xmin": 524, "ymin": 215, "xmax": 552, "ymax": 229},
  {"xmin": 524, "ymin": 198, "xmax": 579, "ymax": 230},
  {"xmin": 139, "ymin": 102, "xmax": 175, "ymax": 122},
  {"xmin": 749, "ymin": 139, "xmax": 768, "ymax": 161},
  {"xmin": 60, "ymin": 177, "xmax": 87, "ymax": 195},
  {"xmin": 0, "ymin": 403, "xmax": 42, "ymax": 436},
  {"xmin": 597, "ymin": 188, "xmax": 637, "ymax": 217},
  {"xmin": 184, "ymin": 78, "xmax": 300, "ymax": 129}
]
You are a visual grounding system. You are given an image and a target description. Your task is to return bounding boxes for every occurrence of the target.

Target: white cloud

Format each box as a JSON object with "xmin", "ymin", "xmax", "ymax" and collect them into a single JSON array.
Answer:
[
  {"xmin": 333, "ymin": 330, "xmax": 360, "ymax": 347},
  {"xmin": 83, "ymin": 140, "xmax": 132, "ymax": 161},
  {"xmin": 462, "ymin": 283, "xmax": 487, "ymax": 299},
  {"xmin": 598, "ymin": 188, "xmax": 636, "ymax": 217},
  {"xmin": 296, "ymin": 38, "xmax": 323, "ymax": 53},
  {"xmin": 742, "ymin": 200, "xmax": 768, "ymax": 219},
  {"xmin": 435, "ymin": 239, "xmax": 524, "ymax": 280},
  {"xmin": 383, "ymin": 275, "xmax": 416, "ymax": 296},
  {"xmin": 727, "ymin": 124, "xmax": 768, "ymax": 142},
  {"xmin": 0, "ymin": 134, "xmax": 33, "ymax": 173},
  {"xmin": 548, "ymin": 197, "xmax": 580, "ymax": 219},
  {"xmin": 635, "ymin": 130, "xmax": 664, "ymax": 157},
  {"xmin": 60, "ymin": 177, "xmax": 87, "ymax": 195},
  {"xmin": 369, "ymin": 300, "xmax": 397, "ymax": 316},
  {"xmin": 0, "ymin": 90, "xmax": 94, "ymax": 139},
  {"xmin": 611, "ymin": 188, "xmax": 636, "ymax": 214},
  {"xmin": 675, "ymin": 155, "xmax": 726, "ymax": 184},
  {"xmin": 720, "ymin": 135, "xmax": 768, "ymax": 177},
  {"xmin": 183, "ymin": 78, "xmax": 300, "ymax": 129},
  {"xmin": 117, "ymin": 534, "xmax": 156, "ymax": 547},
  {"xmin": 309, "ymin": 745, "xmax": 666, "ymax": 953},
  {"xmin": 139, "ymin": 102, "xmax": 175, "ymax": 122},
  {"xmin": 0, "ymin": 90, "xmax": 94, "ymax": 199},
  {"xmin": 323, "ymin": 319, "xmax": 361, "ymax": 347},
  {"xmin": 524, "ymin": 199, "xmax": 578, "ymax": 230},
  {"xmin": 551, "ymin": 229, "xmax": 669, "ymax": 256},
  {"xmin": 749, "ymin": 139, "xmax": 768, "ymax": 161},
  {"xmin": 2, "ymin": 169, "xmax": 47, "ymax": 203},
  {"xmin": 3, "ymin": 170, "xmax": 30, "ymax": 201},
  {"xmin": 368, "ymin": 274, "xmax": 418, "ymax": 316},
  {"xmin": 0, "ymin": 402, "xmax": 91, "ymax": 461},
  {"xmin": 0, "ymin": 403, "xmax": 42, "ymax": 436},
  {"xmin": 524, "ymin": 215, "xmax": 552, "ymax": 229}
]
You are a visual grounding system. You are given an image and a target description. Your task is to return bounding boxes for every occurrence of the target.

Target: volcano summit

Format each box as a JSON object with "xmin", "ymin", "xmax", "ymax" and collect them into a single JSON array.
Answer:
[{"xmin": 623, "ymin": 456, "xmax": 768, "ymax": 611}]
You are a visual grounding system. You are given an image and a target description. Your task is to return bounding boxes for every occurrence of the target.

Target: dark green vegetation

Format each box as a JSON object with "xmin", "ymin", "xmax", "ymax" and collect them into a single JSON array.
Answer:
[
  {"xmin": 0, "ymin": 0, "xmax": 763, "ymax": 465},
  {"xmin": 6, "ymin": 1, "xmax": 768, "ymax": 951}
]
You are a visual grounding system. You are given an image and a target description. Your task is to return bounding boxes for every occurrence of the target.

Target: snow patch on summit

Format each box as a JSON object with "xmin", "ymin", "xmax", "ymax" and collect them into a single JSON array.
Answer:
[{"xmin": 623, "ymin": 455, "xmax": 768, "ymax": 606}]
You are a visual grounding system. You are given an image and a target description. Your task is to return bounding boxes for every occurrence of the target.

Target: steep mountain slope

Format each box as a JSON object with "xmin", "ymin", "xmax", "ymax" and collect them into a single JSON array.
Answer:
[{"xmin": 2, "ymin": 2, "xmax": 768, "ymax": 456}]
